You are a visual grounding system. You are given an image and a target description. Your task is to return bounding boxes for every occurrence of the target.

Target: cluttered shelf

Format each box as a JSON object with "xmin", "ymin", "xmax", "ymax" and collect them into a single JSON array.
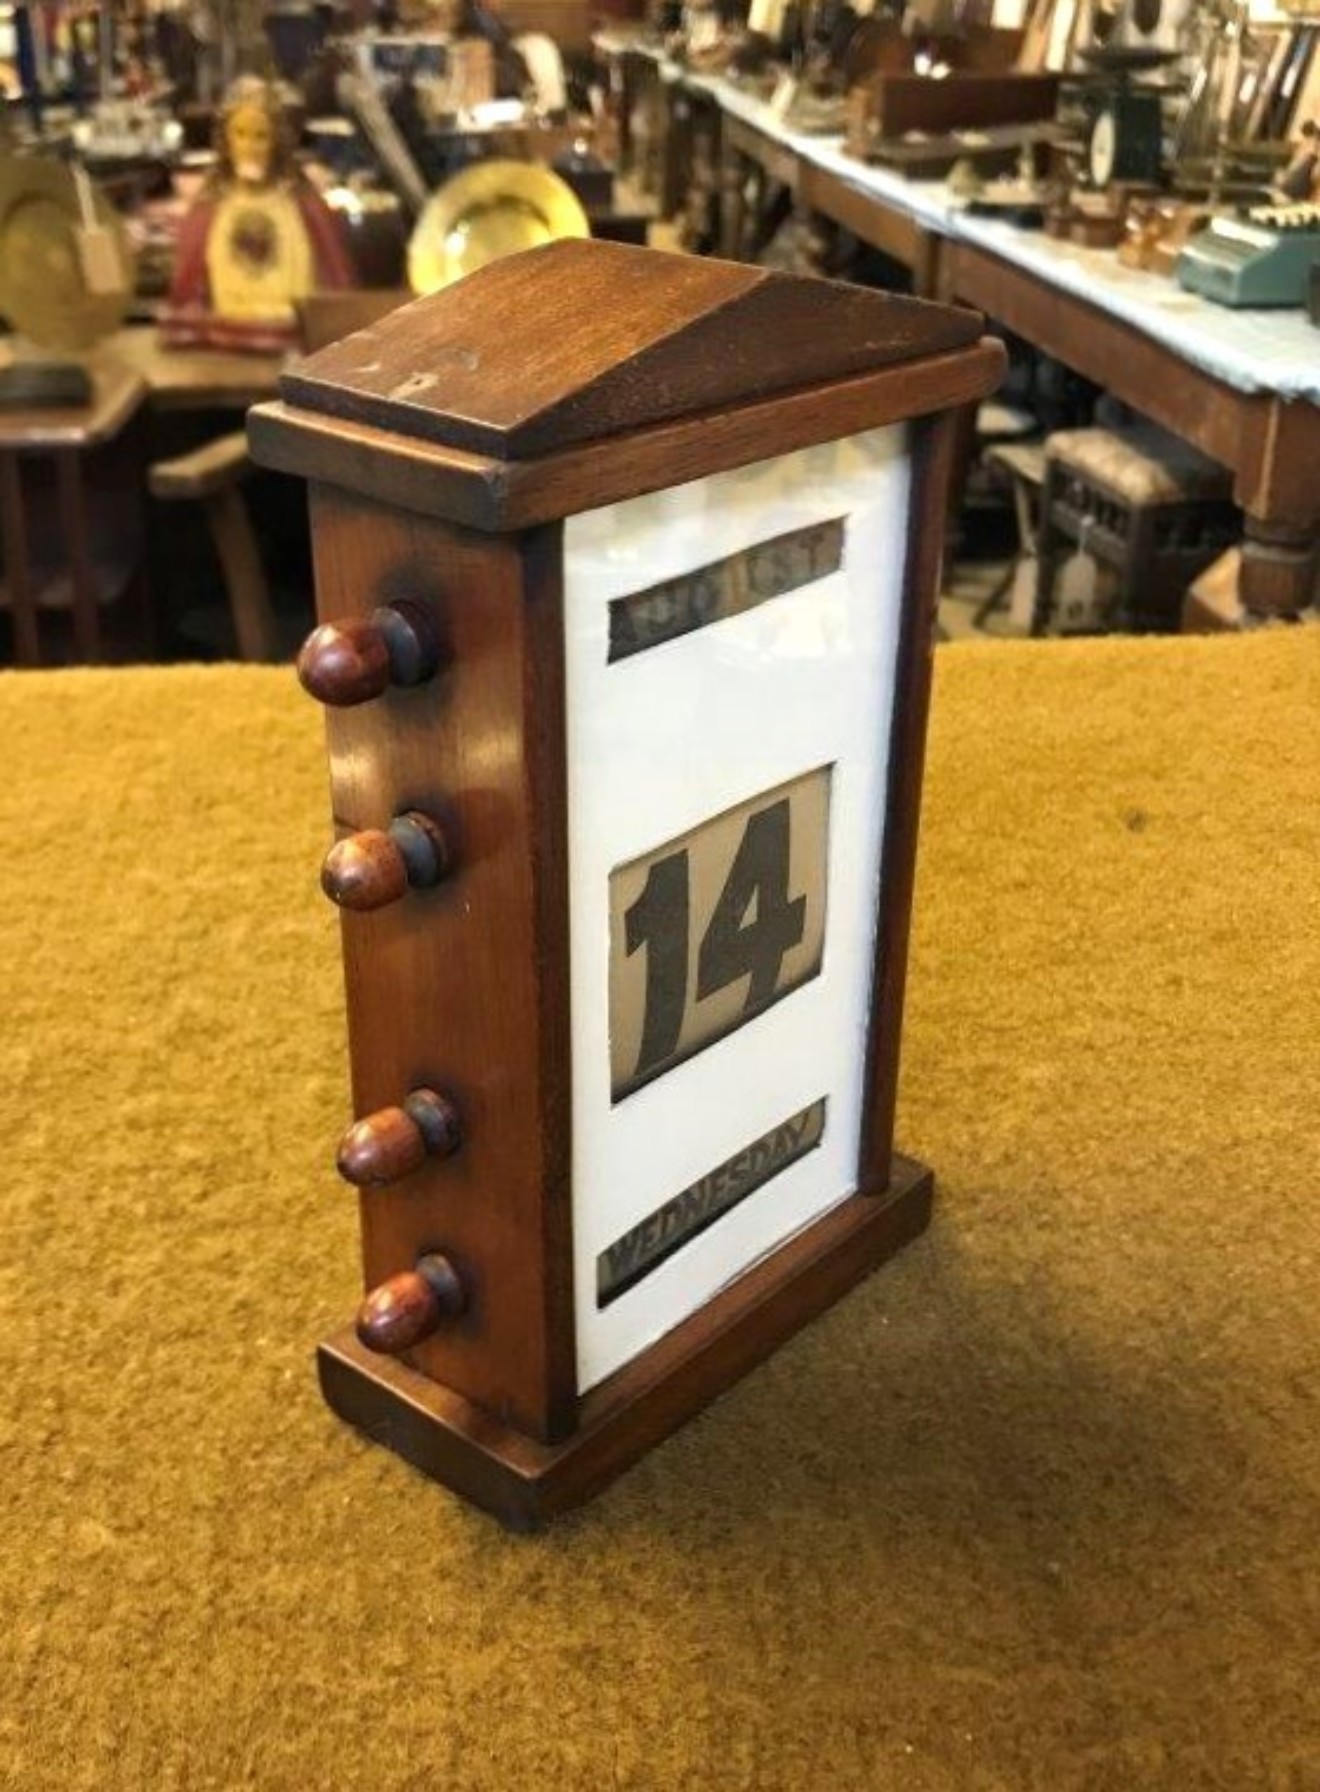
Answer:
[
  {"xmin": 597, "ymin": 28, "xmax": 1320, "ymax": 629},
  {"xmin": 0, "ymin": 0, "xmax": 660, "ymax": 670},
  {"xmin": 1, "ymin": 0, "xmax": 1317, "ymax": 665},
  {"xmin": 598, "ymin": 29, "xmax": 1320, "ymax": 400},
  {"xmin": 953, "ymin": 208, "xmax": 1320, "ymax": 399}
]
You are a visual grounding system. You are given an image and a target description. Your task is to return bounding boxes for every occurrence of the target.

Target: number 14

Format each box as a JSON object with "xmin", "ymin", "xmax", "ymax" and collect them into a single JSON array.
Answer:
[{"xmin": 625, "ymin": 798, "xmax": 809, "ymax": 1082}]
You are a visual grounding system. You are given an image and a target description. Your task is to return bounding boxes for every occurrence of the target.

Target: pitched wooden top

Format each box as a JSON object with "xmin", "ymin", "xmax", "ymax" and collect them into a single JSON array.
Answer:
[
  {"xmin": 278, "ymin": 239, "xmax": 983, "ymax": 461},
  {"xmin": 250, "ymin": 334, "xmax": 1006, "ymax": 532}
]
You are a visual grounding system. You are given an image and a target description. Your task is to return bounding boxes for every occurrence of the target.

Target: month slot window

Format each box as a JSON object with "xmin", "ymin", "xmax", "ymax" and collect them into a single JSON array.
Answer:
[{"xmin": 607, "ymin": 518, "xmax": 846, "ymax": 662}]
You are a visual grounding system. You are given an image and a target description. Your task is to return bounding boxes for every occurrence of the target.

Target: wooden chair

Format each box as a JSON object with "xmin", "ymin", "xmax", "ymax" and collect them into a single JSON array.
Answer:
[{"xmin": 147, "ymin": 431, "xmax": 277, "ymax": 660}]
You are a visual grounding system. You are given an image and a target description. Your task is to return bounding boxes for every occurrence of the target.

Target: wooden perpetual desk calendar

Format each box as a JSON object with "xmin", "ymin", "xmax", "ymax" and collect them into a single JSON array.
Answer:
[{"xmin": 249, "ymin": 241, "xmax": 1003, "ymax": 1530}]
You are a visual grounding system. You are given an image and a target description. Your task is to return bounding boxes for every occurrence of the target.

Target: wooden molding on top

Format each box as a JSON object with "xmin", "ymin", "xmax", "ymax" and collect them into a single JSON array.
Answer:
[
  {"xmin": 275, "ymin": 239, "xmax": 986, "ymax": 462},
  {"xmin": 251, "ymin": 337, "xmax": 1006, "ymax": 533}
]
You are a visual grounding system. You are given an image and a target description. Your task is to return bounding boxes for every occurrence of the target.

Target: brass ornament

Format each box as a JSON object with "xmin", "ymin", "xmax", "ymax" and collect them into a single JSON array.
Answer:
[
  {"xmin": 0, "ymin": 157, "xmax": 132, "ymax": 352},
  {"xmin": 406, "ymin": 160, "xmax": 590, "ymax": 295}
]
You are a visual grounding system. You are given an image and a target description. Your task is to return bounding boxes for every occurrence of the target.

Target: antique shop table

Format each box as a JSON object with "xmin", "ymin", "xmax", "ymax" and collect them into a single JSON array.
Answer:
[
  {"xmin": 0, "ymin": 362, "xmax": 148, "ymax": 664},
  {"xmin": 601, "ymin": 36, "xmax": 958, "ymax": 291},
  {"xmin": 93, "ymin": 325, "xmax": 285, "ymax": 412},
  {"xmin": 596, "ymin": 33, "xmax": 1320, "ymax": 622},
  {"xmin": 0, "ymin": 334, "xmax": 286, "ymax": 667},
  {"xmin": 4, "ymin": 633, "xmax": 1318, "ymax": 1784},
  {"xmin": 712, "ymin": 80, "xmax": 957, "ymax": 293},
  {"xmin": 947, "ymin": 216, "xmax": 1320, "ymax": 622}
]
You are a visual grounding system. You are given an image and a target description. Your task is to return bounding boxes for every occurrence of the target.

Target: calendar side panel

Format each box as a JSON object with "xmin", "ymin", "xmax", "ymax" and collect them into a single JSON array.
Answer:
[{"xmin": 306, "ymin": 483, "xmax": 576, "ymax": 1442}]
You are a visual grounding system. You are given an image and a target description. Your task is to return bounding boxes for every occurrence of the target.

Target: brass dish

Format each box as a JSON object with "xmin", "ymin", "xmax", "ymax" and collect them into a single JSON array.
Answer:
[
  {"xmin": 0, "ymin": 156, "xmax": 132, "ymax": 352},
  {"xmin": 407, "ymin": 159, "xmax": 590, "ymax": 295}
]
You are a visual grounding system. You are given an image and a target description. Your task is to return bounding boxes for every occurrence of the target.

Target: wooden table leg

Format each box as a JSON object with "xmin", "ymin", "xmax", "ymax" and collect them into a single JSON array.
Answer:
[
  {"xmin": 1239, "ymin": 514, "xmax": 1317, "ymax": 623},
  {"xmin": 56, "ymin": 450, "xmax": 101, "ymax": 662},
  {"xmin": 0, "ymin": 453, "xmax": 40, "ymax": 665},
  {"xmin": 718, "ymin": 139, "xmax": 747, "ymax": 261},
  {"xmin": 205, "ymin": 484, "xmax": 278, "ymax": 661},
  {"xmin": 913, "ymin": 229, "xmax": 942, "ymax": 301},
  {"xmin": 610, "ymin": 54, "xmax": 633, "ymax": 176}
]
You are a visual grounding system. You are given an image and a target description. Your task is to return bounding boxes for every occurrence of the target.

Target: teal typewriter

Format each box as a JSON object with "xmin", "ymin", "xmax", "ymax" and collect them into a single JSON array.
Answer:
[{"xmin": 1177, "ymin": 203, "xmax": 1320, "ymax": 309}]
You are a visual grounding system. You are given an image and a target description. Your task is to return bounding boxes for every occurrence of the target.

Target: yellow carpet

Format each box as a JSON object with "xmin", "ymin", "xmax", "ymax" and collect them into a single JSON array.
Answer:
[{"xmin": 2, "ymin": 634, "xmax": 1317, "ymax": 1791}]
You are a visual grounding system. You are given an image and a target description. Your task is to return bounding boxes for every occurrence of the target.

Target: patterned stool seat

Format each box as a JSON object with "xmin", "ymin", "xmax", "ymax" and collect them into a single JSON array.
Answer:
[{"xmin": 1046, "ymin": 426, "xmax": 1232, "ymax": 505}]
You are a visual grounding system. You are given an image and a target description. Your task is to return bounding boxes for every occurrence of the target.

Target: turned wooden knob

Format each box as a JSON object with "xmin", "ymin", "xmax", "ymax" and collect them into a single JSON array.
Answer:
[
  {"xmin": 321, "ymin": 811, "xmax": 451, "ymax": 912},
  {"xmin": 297, "ymin": 599, "xmax": 442, "ymax": 706},
  {"xmin": 336, "ymin": 1088, "xmax": 462, "ymax": 1187},
  {"xmin": 356, "ymin": 1253, "xmax": 466, "ymax": 1354}
]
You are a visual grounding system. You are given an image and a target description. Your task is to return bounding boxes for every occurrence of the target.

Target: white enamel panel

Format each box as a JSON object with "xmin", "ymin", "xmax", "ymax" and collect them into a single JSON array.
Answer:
[{"xmin": 564, "ymin": 426, "xmax": 912, "ymax": 1391}]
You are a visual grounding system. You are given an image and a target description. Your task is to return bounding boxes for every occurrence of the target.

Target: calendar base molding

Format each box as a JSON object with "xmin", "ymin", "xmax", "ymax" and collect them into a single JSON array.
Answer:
[{"xmin": 317, "ymin": 1153, "xmax": 933, "ymax": 1531}]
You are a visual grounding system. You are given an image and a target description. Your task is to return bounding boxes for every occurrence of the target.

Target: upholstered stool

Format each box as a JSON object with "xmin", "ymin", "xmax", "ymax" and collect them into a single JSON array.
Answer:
[
  {"xmin": 977, "ymin": 400, "xmax": 1037, "ymax": 444},
  {"xmin": 1036, "ymin": 426, "xmax": 1238, "ymax": 635}
]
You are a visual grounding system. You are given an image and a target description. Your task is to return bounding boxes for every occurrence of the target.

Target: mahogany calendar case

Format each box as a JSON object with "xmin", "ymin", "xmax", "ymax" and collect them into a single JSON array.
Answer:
[{"xmin": 249, "ymin": 241, "xmax": 1003, "ymax": 1529}]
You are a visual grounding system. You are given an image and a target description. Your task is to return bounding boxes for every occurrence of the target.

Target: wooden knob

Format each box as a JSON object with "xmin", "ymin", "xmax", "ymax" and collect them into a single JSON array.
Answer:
[
  {"xmin": 297, "ymin": 599, "xmax": 442, "ymax": 707},
  {"xmin": 336, "ymin": 1088, "xmax": 462, "ymax": 1187},
  {"xmin": 356, "ymin": 1252, "xmax": 466, "ymax": 1354},
  {"xmin": 320, "ymin": 812, "xmax": 451, "ymax": 912}
]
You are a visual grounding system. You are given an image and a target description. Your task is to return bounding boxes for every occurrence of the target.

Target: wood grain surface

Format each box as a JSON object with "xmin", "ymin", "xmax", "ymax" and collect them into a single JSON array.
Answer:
[
  {"xmin": 304, "ymin": 489, "xmax": 576, "ymax": 1442},
  {"xmin": 277, "ymin": 238, "xmax": 983, "ymax": 459},
  {"xmin": 320, "ymin": 1156, "xmax": 934, "ymax": 1529}
]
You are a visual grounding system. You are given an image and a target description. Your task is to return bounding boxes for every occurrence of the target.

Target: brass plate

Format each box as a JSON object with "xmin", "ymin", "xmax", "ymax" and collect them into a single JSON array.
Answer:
[
  {"xmin": 609, "ymin": 767, "xmax": 832, "ymax": 1101},
  {"xmin": 406, "ymin": 159, "xmax": 589, "ymax": 295},
  {"xmin": 0, "ymin": 157, "xmax": 132, "ymax": 352}
]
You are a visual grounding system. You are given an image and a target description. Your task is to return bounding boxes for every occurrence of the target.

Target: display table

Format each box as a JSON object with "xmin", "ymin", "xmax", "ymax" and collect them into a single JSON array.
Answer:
[
  {"xmin": 607, "ymin": 39, "xmax": 957, "ymax": 285},
  {"xmin": 0, "ymin": 335, "xmax": 287, "ymax": 666},
  {"xmin": 947, "ymin": 222, "xmax": 1320, "ymax": 619},
  {"xmin": 598, "ymin": 32, "xmax": 1320, "ymax": 620},
  {"xmin": 0, "ymin": 364, "xmax": 149, "ymax": 664},
  {"xmin": 2, "ymin": 636, "xmax": 1317, "ymax": 1781},
  {"xmin": 708, "ymin": 74, "xmax": 958, "ymax": 286},
  {"xmin": 92, "ymin": 326, "xmax": 286, "ymax": 412},
  {"xmin": 952, "ymin": 213, "xmax": 1320, "ymax": 401}
]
